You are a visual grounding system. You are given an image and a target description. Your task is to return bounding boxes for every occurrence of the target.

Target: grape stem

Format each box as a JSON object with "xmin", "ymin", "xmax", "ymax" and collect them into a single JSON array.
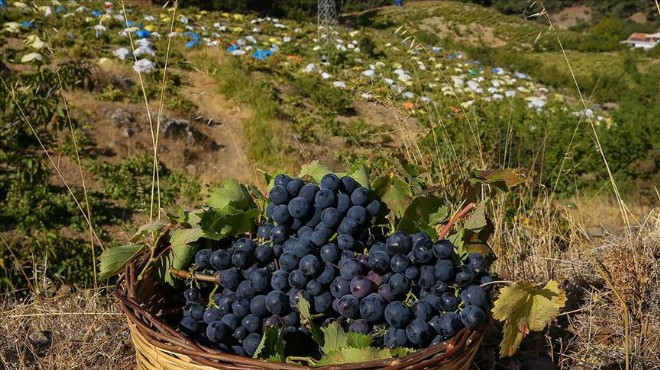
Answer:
[
  {"xmin": 438, "ymin": 202, "xmax": 476, "ymax": 239},
  {"xmin": 285, "ymin": 356, "xmax": 317, "ymax": 366},
  {"xmin": 170, "ymin": 268, "xmax": 221, "ymax": 285},
  {"xmin": 479, "ymin": 280, "xmax": 514, "ymax": 288}
]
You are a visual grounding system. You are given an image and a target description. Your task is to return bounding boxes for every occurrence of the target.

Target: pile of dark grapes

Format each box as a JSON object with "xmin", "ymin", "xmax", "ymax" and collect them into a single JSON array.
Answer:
[{"xmin": 176, "ymin": 173, "xmax": 493, "ymax": 357}]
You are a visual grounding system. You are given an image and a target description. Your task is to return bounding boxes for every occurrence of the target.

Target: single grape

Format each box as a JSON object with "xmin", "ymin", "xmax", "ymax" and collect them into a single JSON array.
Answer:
[
  {"xmin": 306, "ymin": 279, "xmax": 324, "ymax": 296},
  {"xmin": 431, "ymin": 335, "xmax": 444, "ymax": 346},
  {"xmin": 378, "ymin": 284, "xmax": 395, "ymax": 302},
  {"xmin": 339, "ymin": 176, "xmax": 357, "ymax": 194},
  {"xmin": 365, "ymin": 200, "xmax": 381, "ymax": 217},
  {"xmin": 274, "ymin": 174, "xmax": 292, "ymax": 187},
  {"xmin": 388, "ymin": 273, "xmax": 410, "ymax": 296},
  {"xmin": 249, "ymin": 268, "xmax": 270, "ymax": 293},
  {"xmin": 359, "ymin": 293, "xmax": 385, "ymax": 322},
  {"xmin": 236, "ymin": 280, "xmax": 256, "ymax": 300},
  {"xmin": 298, "ymin": 225, "xmax": 314, "ymax": 237},
  {"xmin": 206, "ymin": 321, "xmax": 229, "ymax": 342},
  {"xmin": 293, "ymin": 240, "xmax": 313, "ymax": 258},
  {"xmin": 289, "ymin": 289, "xmax": 311, "ymax": 312},
  {"xmin": 320, "ymin": 207, "xmax": 340, "ymax": 228},
  {"xmin": 305, "ymin": 207, "xmax": 323, "ymax": 228},
  {"xmin": 368, "ymin": 251, "xmax": 390, "ymax": 273},
  {"xmin": 269, "ymin": 185, "xmax": 289, "ymax": 205},
  {"xmin": 221, "ymin": 313, "xmax": 240, "ymax": 330},
  {"xmin": 422, "ymin": 292, "xmax": 443, "ymax": 310},
  {"xmin": 432, "ymin": 281, "xmax": 450, "ymax": 296},
  {"xmin": 390, "ymin": 254, "xmax": 412, "ymax": 273},
  {"xmin": 369, "ymin": 242, "xmax": 387, "ymax": 255},
  {"xmin": 460, "ymin": 305, "xmax": 486, "ymax": 329},
  {"xmin": 299, "ymin": 254, "xmax": 323, "ymax": 276},
  {"xmin": 350, "ymin": 187, "xmax": 370, "ymax": 206},
  {"xmin": 299, "ymin": 183, "xmax": 319, "ymax": 203},
  {"xmin": 281, "ymin": 312, "xmax": 300, "ymax": 327},
  {"xmin": 366, "ymin": 271, "xmax": 383, "ymax": 286},
  {"xmin": 386, "ymin": 231, "xmax": 412, "ymax": 255},
  {"xmin": 254, "ymin": 245, "xmax": 274, "ymax": 263},
  {"xmin": 330, "ymin": 277, "xmax": 351, "ymax": 298},
  {"xmin": 279, "ymin": 251, "xmax": 299, "ymax": 272},
  {"xmin": 460, "ymin": 285, "xmax": 489, "ymax": 308},
  {"xmin": 179, "ymin": 316, "xmax": 199, "ymax": 336},
  {"xmin": 234, "ymin": 326, "xmax": 250, "ymax": 341},
  {"xmin": 315, "ymin": 189, "xmax": 336, "ymax": 209},
  {"xmin": 349, "ymin": 319, "xmax": 371, "ymax": 335},
  {"xmin": 194, "ymin": 248, "xmax": 213, "ymax": 269},
  {"xmin": 335, "ymin": 234, "xmax": 355, "ymax": 252},
  {"xmin": 320, "ymin": 243, "xmax": 340, "ymax": 263},
  {"xmin": 265, "ymin": 290, "xmax": 289, "ymax": 315},
  {"xmin": 272, "ymin": 244, "xmax": 284, "ymax": 258},
  {"xmin": 441, "ymin": 292, "xmax": 459, "ymax": 312},
  {"xmin": 269, "ymin": 225, "xmax": 289, "ymax": 244},
  {"xmin": 454, "ymin": 265, "xmax": 476, "ymax": 287},
  {"xmin": 314, "ymin": 292, "xmax": 333, "ymax": 313},
  {"xmin": 241, "ymin": 263, "xmax": 259, "ymax": 280},
  {"xmin": 220, "ymin": 267, "xmax": 241, "ymax": 290},
  {"xmin": 184, "ymin": 288, "xmax": 202, "ymax": 304},
  {"xmin": 271, "ymin": 270, "xmax": 289, "ymax": 291},
  {"xmin": 317, "ymin": 263, "xmax": 337, "ymax": 284},
  {"xmin": 384, "ymin": 327, "xmax": 408, "ymax": 348},
  {"xmin": 403, "ymin": 266, "xmax": 420, "ymax": 281},
  {"xmin": 286, "ymin": 178, "xmax": 304, "ymax": 197},
  {"xmin": 271, "ymin": 204, "xmax": 291, "ymax": 224},
  {"xmin": 350, "ymin": 276, "xmax": 375, "ymax": 299},
  {"xmin": 434, "ymin": 259, "xmax": 455, "ymax": 282},
  {"xmin": 480, "ymin": 274, "xmax": 495, "ymax": 292},
  {"xmin": 439, "ymin": 312, "xmax": 464, "ymax": 337},
  {"xmin": 243, "ymin": 333, "xmax": 261, "ymax": 356},
  {"xmin": 233, "ymin": 238, "xmax": 255, "ymax": 254},
  {"xmin": 338, "ymin": 218, "xmax": 359, "ymax": 235},
  {"xmin": 203, "ymin": 307, "xmax": 223, "ymax": 324},
  {"xmin": 232, "ymin": 345, "xmax": 246, "ymax": 356},
  {"xmin": 432, "ymin": 240, "xmax": 454, "ymax": 259},
  {"xmin": 232, "ymin": 299, "xmax": 250, "ymax": 318},
  {"xmin": 288, "ymin": 269, "xmax": 308, "ymax": 289},
  {"xmin": 231, "ymin": 250, "xmax": 252, "ymax": 269},
  {"xmin": 412, "ymin": 301, "xmax": 434, "ymax": 321},
  {"xmin": 242, "ymin": 314, "xmax": 261, "ymax": 333},
  {"xmin": 347, "ymin": 205, "xmax": 368, "ymax": 225},
  {"xmin": 406, "ymin": 318, "xmax": 433, "ymax": 346},
  {"xmin": 257, "ymin": 223, "xmax": 273, "ymax": 239},
  {"xmin": 250, "ymin": 295, "xmax": 268, "ymax": 317},
  {"xmin": 336, "ymin": 193, "xmax": 351, "ymax": 214},
  {"xmin": 337, "ymin": 294, "xmax": 359, "ymax": 319},
  {"xmin": 320, "ymin": 173, "xmax": 340, "ymax": 191},
  {"xmin": 288, "ymin": 197, "xmax": 310, "ymax": 219},
  {"xmin": 413, "ymin": 238, "xmax": 434, "ymax": 264},
  {"xmin": 384, "ymin": 301, "xmax": 412, "ymax": 329}
]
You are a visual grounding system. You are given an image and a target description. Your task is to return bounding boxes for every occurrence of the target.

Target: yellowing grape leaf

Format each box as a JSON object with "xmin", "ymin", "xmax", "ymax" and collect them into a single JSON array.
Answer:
[
  {"xmin": 299, "ymin": 161, "xmax": 332, "ymax": 184},
  {"xmin": 472, "ymin": 168, "xmax": 524, "ymax": 191},
  {"xmin": 492, "ymin": 280, "xmax": 566, "ymax": 358},
  {"xmin": 315, "ymin": 347, "xmax": 412, "ymax": 366}
]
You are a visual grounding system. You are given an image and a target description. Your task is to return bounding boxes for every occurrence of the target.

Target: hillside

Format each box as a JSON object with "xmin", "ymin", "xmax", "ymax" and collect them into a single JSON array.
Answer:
[{"xmin": 1, "ymin": 0, "xmax": 659, "ymax": 369}]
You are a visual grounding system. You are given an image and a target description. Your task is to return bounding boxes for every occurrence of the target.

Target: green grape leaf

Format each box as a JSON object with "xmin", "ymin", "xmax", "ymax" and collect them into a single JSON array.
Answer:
[
  {"xmin": 321, "ymin": 320, "xmax": 347, "ymax": 354},
  {"xmin": 131, "ymin": 220, "xmax": 167, "ymax": 243},
  {"xmin": 297, "ymin": 295, "xmax": 324, "ymax": 347},
  {"xmin": 169, "ymin": 227, "xmax": 204, "ymax": 248},
  {"xmin": 345, "ymin": 163, "xmax": 370, "ymax": 189},
  {"xmin": 200, "ymin": 208, "xmax": 259, "ymax": 240},
  {"xmin": 346, "ymin": 333, "xmax": 372, "ymax": 349},
  {"xmin": 254, "ymin": 324, "xmax": 285, "ymax": 361},
  {"xmin": 299, "ymin": 161, "xmax": 333, "ymax": 184},
  {"xmin": 472, "ymin": 168, "xmax": 524, "ymax": 192},
  {"xmin": 206, "ymin": 178, "xmax": 256, "ymax": 214},
  {"xmin": 315, "ymin": 347, "xmax": 413, "ymax": 366},
  {"xmin": 448, "ymin": 229, "xmax": 465, "ymax": 254},
  {"xmin": 155, "ymin": 243, "xmax": 200, "ymax": 286},
  {"xmin": 372, "ymin": 175, "xmax": 412, "ymax": 219},
  {"xmin": 98, "ymin": 244, "xmax": 145, "ymax": 279},
  {"xmin": 463, "ymin": 200, "xmax": 487, "ymax": 231},
  {"xmin": 397, "ymin": 194, "xmax": 448, "ymax": 239},
  {"xmin": 492, "ymin": 280, "xmax": 567, "ymax": 358}
]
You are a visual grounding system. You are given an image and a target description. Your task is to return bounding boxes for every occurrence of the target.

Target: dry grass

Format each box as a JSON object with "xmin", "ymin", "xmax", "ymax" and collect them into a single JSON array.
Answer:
[{"xmin": 0, "ymin": 289, "xmax": 133, "ymax": 369}]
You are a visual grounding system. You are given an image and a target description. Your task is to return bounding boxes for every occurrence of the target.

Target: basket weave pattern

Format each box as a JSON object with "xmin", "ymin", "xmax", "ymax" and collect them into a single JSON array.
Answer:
[{"xmin": 116, "ymin": 251, "xmax": 484, "ymax": 370}]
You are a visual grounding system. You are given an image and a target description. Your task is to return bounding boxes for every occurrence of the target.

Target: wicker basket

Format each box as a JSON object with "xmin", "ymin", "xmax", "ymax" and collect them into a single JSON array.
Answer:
[{"xmin": 116, "ymin": 249, "xmax": 485, "ymax": 370}]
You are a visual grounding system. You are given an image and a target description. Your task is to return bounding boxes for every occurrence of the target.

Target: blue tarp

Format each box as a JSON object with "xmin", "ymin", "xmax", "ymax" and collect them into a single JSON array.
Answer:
[
  {"xmin": 22, "ymin": 21, "xmax": 35, "ymax": 28},
  {"xmin": 136, "ymin": 29, "xmax": 151, "ymax": 39},
  {"xmin": 91, "ymin": 10, "xmax": 102, "ymax": 17},
  {"xmin": 227, "ymin": 44, "xmax": 239, "ymax": 52},
  {"xmin": 184, "ymin": 32, "xmax": 200, "ymax": 48},
  {"xmin": 251, "ymin": 49, "xmax": 273, "ymax": 60}
]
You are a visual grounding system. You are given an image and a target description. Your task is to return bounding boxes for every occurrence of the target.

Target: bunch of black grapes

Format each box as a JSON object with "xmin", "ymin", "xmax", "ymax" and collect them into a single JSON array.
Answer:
[{"xmin": 176, "ymin": 173, "xmax": 493, "ymax": 357}]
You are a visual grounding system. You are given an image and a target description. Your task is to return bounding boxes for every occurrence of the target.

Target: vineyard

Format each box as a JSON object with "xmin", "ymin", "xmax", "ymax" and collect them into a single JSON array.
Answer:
[{"xmin": 1, "ymin": 0, "xmax": 659, "ymax": 369}]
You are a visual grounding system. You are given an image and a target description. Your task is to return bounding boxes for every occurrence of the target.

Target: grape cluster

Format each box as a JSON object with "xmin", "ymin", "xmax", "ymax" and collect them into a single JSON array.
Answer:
[{"xmin": 176, "ymin": 173, "xmax": 492, "ymax": 357}]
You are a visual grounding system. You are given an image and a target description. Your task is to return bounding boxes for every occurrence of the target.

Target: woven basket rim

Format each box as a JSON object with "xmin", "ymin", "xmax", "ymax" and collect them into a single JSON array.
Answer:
[{"xmin": 116, "ymin": 248, "xmax": 486, "ymax": 370}]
